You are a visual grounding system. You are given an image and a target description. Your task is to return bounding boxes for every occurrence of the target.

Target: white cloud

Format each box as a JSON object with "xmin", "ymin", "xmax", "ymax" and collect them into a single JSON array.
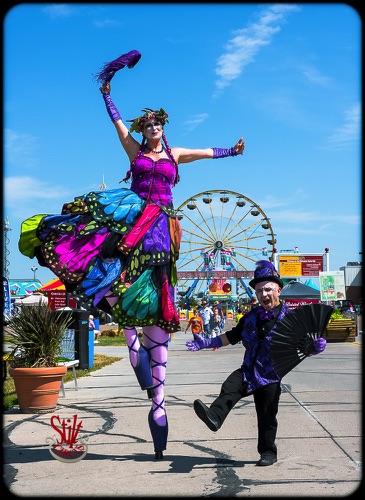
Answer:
[
  {"xmin": 93, "ymin": 19, "xmax": 121, "ymax": 28},
  {"xmin": 258, "ymin": 190, "xmax": 310, "ymax": 210},
  {"xmin": 4, "ymin": 129, "xmax": 39, "ymax": 168},
  {"xmin": 300, "ymin": 65, "xmax": 333, "ymax": 87},
  {"xmin": 4, "ymin": 176, "xmax": 73, "ymax": 219},
  {"xmin": 42, "ymin": 4, "xmax": 77, "ymax": 19},
  {"xmin": 320, "ymin": 103, "xmax": 361, "ymax": 151},
  {"xmin": 270, "ymin": 208, "xmax": 360, "ymax": 226},
  {"xmin": 183, "ymin": 113, "xmax": 209, "ymax": 133},
  {"xmin": 214, "ymin": 4, "xmax": 299, "ymax": 95}
]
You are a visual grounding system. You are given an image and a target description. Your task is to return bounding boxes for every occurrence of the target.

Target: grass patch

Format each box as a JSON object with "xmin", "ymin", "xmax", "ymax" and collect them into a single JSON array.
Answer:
[
  {"xmin": 3, "ymin": 353, "xmax": 122, "ymax": 411},
  {"xmin": 97, "ymin": 335, "xmax": 128, "ymax": 346}
]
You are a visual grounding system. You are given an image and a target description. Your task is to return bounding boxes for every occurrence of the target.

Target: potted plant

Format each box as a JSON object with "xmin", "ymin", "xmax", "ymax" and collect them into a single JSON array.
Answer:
[{"xmin": 4, "ymin": 300, "xmax": 73, "ymax": 413}]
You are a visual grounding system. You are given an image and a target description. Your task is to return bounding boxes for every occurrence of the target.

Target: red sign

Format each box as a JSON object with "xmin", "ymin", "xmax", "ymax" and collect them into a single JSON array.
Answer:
[
  {"xmin": 301, "ymin": 256, "xmax": 324, "ymax": 276},
  {"xmin": 47, "ymin": 291, "xmax": 77, "ymax": 310},
  {"xmin": 283, "ymin": 298, "xmax": 319, "ymax": 309}
]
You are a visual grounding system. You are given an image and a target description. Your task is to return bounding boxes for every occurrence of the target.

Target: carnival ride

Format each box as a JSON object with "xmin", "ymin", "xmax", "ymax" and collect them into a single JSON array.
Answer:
[{"xmin": 176, "ymin": 190, "xmax": 276, "ymax": 307}]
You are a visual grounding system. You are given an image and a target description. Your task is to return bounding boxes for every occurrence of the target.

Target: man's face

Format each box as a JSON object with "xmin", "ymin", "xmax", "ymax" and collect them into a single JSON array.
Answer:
[{"xmin": 255, "ymin": 281, "xmax": 281, "ymax": 309}]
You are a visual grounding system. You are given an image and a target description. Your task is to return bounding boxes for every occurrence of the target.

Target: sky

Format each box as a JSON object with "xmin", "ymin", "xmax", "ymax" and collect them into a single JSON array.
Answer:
[{"xmin": 3, "ymin": 2, "xmax": 362, "ymax": 287}]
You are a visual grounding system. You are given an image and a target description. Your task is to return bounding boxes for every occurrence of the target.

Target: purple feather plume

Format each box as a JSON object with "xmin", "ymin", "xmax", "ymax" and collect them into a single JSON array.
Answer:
[
  {"xmin": 94, "ymin": 50, "xmax": 142, "ymax": 83},
  {"xmin": 255, "ymin": 260, "xmax": 275, "ymax": 270}
]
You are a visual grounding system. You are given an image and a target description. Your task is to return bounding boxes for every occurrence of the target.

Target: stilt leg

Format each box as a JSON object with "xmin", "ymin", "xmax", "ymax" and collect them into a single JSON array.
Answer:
[
  {"xmin": 124, "ymin": 326, "xmax": 155, "ymax": 395},
  {"xmin": 143, "ymin": 325, "xmax": 169, "ymax": 458}
]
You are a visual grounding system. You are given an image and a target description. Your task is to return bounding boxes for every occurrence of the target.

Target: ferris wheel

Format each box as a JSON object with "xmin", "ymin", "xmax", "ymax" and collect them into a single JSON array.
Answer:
[{"xmin": 176, "ymin": 190, "xmax": 276, "ymax": 301}]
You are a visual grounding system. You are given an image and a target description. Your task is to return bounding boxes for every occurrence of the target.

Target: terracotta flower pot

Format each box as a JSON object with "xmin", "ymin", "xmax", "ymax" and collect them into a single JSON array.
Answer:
[{"xmin": 9, "ymin": 366, "xmax": 67, "ymax": 414}]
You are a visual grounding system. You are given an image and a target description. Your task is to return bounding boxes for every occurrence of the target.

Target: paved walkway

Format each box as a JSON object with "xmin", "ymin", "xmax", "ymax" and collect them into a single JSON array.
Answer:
[{"xmin": 3, "ymin": 331, "xmax": 362, "ymax": 497}]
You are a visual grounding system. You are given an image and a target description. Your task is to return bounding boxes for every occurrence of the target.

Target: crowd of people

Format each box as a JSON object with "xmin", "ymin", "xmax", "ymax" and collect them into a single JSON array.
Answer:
[{"xmin": 184, "ymin": 297, "xmax": 259, "ymax": 338}]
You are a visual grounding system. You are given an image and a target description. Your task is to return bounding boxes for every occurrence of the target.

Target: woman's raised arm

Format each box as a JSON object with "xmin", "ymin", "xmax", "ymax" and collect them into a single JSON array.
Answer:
[{"xmin": 100, "ymin": 81, "xmax": 140, "ymax": 162}]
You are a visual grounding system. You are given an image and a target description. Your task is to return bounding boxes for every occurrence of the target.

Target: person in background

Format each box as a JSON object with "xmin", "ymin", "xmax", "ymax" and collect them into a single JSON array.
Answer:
[
  {"xmin": 214, "ymin": 300, "xmax": 224, "ymax": 318},
  {"xmin": 210, "ymin": 307, "xmax": 223, "ymax": 337},
  {"xmin": 214, "ymin": 300, "xmax": 225, "ymax": 330},
  {"xmin": 185, "ymin": 309, "xmax": 204, "ymax": 339},
  {"xmin": 186, "ymin": 260, "xmax": 327, "ymax": 467},
  {"xmin": 210, "ymin": 306, "xmax": 223, "ymax": 350},
  {"xmin": 235, "ymin": 307, "xmax": 244, "ymax": 323},
  {"xmin": 89, "ymin": 315, "xmax": 101, "ymax": 344},
  {"xmin": 199, "ymin": 300, "xmax": 214, "ymax": 338},
  {"xmin": 250, "ymin": 297, "xmax": 259, "ymax": 309}
]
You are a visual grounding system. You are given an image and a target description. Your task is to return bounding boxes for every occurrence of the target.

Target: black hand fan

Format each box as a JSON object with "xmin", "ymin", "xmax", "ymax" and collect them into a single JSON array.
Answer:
[{"xmin": 270, "ymin": 304, "xmax": 333, "ymax": 378}]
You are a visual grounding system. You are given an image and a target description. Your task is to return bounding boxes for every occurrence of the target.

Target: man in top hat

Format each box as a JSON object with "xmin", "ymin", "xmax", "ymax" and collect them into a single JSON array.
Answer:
[{"xmin": 186, "ymin": 260, "xmax": 327, "ymax": 466}]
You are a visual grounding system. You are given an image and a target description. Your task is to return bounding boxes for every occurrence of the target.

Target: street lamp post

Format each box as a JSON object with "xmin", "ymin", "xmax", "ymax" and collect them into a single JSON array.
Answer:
[{"xmin": 31, "ymin": 265, "xmax": 38, "ymax": 281}]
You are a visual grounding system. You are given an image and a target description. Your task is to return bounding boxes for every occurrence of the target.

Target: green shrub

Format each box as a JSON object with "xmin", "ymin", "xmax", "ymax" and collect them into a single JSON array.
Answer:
[{"xmin": 329, "ymin": 308, "xmax": 345, "ymax": 320}]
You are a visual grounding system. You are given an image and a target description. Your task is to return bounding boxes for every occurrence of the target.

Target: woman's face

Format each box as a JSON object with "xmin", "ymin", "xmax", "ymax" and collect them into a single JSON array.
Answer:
[{"xmin": 143, "ymin": 119, "xmax": 163, "ymax": 140}]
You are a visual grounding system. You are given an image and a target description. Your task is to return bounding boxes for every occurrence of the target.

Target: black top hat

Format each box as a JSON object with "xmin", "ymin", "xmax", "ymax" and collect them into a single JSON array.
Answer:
[{"xmin": 249, "ymin": 260, "xmax": 283, "ymax": 289}]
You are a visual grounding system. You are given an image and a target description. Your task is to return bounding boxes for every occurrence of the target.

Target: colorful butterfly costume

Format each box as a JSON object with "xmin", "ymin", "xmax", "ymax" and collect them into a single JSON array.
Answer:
[{"xmin": 19, "ymin": 147, "xmax": 182, "ymax": 333}]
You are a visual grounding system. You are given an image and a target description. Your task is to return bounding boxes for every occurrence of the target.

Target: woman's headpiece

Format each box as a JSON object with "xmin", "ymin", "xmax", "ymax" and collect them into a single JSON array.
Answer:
[{"xmin": 127, "ymin": 108, "xmax": 169, "ymax": 134}]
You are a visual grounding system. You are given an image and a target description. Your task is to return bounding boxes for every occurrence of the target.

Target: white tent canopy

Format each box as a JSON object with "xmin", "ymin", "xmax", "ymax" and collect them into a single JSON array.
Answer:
[{"xmin": 17, "ymin": 292, "xmax": 48, "ymax": 306}]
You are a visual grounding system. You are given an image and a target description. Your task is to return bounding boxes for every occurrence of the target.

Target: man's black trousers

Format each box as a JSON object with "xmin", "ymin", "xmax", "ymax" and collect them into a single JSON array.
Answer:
[{"xmin": 209, "ymin": 368, "xmax": 281, "ymax": 456}]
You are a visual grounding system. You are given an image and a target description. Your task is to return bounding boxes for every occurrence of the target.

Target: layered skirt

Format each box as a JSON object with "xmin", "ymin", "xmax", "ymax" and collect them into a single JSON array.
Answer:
[{"xmin": 19, "ymin": 187, "xmax": 182, "ymax": 333}]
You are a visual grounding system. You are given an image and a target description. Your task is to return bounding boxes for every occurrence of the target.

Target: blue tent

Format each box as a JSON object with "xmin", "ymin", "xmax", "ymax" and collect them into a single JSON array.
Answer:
[
  {"xmin": 304, "ymin": 278, "xmax": 320, "ymax": 290},
  {"xmin": 280, "ymin": 280, "xmax": 320, "ymax": 299}
]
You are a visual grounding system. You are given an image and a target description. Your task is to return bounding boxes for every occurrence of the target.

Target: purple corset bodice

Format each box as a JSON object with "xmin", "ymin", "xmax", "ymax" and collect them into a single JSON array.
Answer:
[{"xmin": 130, "ymin": 154, "xmax": 176, "ymax": 207}]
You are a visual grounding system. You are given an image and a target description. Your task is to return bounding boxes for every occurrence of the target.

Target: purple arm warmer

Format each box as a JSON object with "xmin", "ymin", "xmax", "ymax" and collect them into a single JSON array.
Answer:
[
  {"xmin": 186, "ymin": 334, "xmax": 223, "ymax": 351},
  {"xmin": 102, "ymin": 93, "xmax": 121, "ymax": 123},
  {"xmin": 212, "ymin": 147, "xmax": 238, "ymax": 159}
]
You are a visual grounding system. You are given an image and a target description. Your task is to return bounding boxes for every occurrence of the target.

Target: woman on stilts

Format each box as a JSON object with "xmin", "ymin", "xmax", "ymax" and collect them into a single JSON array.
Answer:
[{"xmin": 18, "ymin": 50, "xmax": 245, "ymax": 460}]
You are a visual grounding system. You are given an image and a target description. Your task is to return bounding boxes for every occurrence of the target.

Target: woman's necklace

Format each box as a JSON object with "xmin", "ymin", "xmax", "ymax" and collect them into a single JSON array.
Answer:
[{"xmin": 146, "ymin": 144, "xmax": 164, "ymax": 154}]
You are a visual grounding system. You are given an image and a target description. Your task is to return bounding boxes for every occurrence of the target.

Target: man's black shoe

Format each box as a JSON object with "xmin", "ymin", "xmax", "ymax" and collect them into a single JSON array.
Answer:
[
  {"xmin": 193, "ymin": 399, "xmax": 220, "ymax": 432},
  {"xmin": 256, "ymin": 451, "xmax": 277, "ymax": 466}
]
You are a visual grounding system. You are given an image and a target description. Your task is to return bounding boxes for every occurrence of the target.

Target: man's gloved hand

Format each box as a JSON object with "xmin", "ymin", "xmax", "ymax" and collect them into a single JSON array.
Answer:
[
  {"xmin": 186, "ymin": 334, "xmax": 223, "ymax": 351},
  {"xmin": 312, "ymin": 337, "xmax": 327, "ymax": 355}
]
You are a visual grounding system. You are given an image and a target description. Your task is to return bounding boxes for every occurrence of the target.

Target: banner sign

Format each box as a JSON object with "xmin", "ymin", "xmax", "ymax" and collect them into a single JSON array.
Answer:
[
  {"xmin": 319, "ymin": 271, "xmax": 346, "ymax": 301},
  {"xmin": 277, "ymin": 255, "xmax": 324, "ymax": 277},
  {"xmin": 177, "ymin": 270, "xmax": 254, "ymax": 279},
  {"xmin": 47, "ymin": 291, "xmax": 77, "ymax": 310},
  {"xmin": 283, "ymin": 298, "xmax": 319, "ymax": 309},
  {"xmin": 3, "ymin": 276, "xmax": 11, "ymax": 319}
]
